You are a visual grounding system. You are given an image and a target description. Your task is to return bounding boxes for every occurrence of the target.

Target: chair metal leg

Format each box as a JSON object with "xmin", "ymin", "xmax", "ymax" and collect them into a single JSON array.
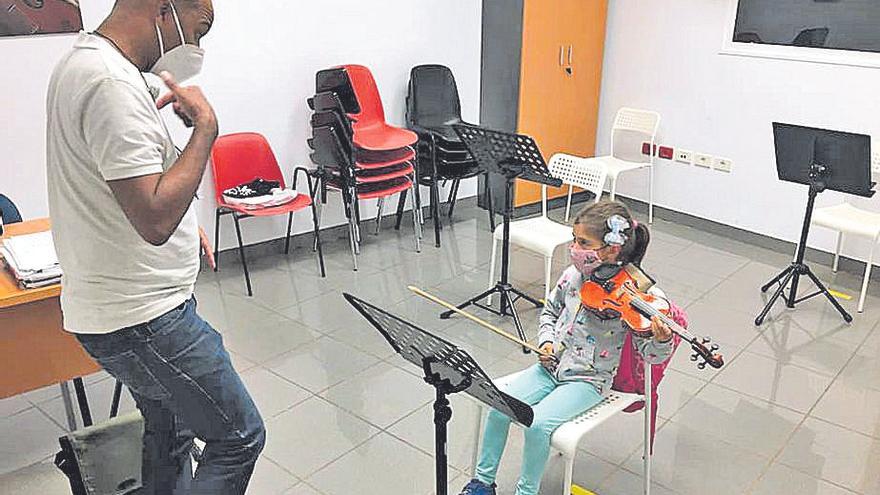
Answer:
[
  {"xmin": 308, "ymin": 192, "xmax": 326, "ymax": 278},
  {"xmin": 345, "ymin": 202, "xmax": 359, "ymax": 271},
  {"xmin": 395, "ymin": 189, "xmax": 408, "ymax": 231},
  {"xmin": 354, "ymin": 200, "xmax": 362, "ymax": 245},
  {"xmin": 447, "ymin": 179, "xmax": 461, "ymax": 218},
  {"xmin": 565, "ymin": 184, "xmax": 574, "ymax": 223},
  {"xmin": 313, "ymin": 200, "xmax": 323, "ymax": 252},
  {"xmin": 833, "ymin": 231, "xmax": 843, "ymax": 272},
  {"xmin": 859, "ymin": 241, "xmax": 876, "ymax": 313},
  {"xmin": 284, "ymin": 211, "xmax": 294, "ymax": 255},
  {"xmin": 232, "ymin": 213, "xmax": 253, "ymax": 297},
  {"xmin": 413, "ymin": 148, "xmax": 425, "ymax": 226},
  {"xmin": 487, "ymin": 238, "xmax": 498, "ymax": 306},
  {"xmin": 73, "ymin": 377, "xmax": 92, "ymax": 428},
  {"xmin": 411, "ymin": 183, "xmax": 422, "ymax": 253},
  {"xmin": 375, "ymin": 198, "xmax": 385, "ymax": 235},
  {"xmin": 544, "ymin": 256, "xmax": 553, "ymax": 303},
  {"xmin": 431, "ymin": 181, "xmax": 442, "ymax": 248},
  {"xmin": 213, "ymin": 210, "xmax": 221, "ymax": 271}
]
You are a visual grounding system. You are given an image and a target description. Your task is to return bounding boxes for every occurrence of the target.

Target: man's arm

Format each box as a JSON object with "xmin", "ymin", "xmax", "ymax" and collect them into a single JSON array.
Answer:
[{"xmin": 106, "ymin": 73, "xmax": 218, "ymax": 246}]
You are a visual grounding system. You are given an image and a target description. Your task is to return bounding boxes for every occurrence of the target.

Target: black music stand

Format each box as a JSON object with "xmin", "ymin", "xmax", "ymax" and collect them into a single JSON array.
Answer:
[
  {"xmin": 344, "ymin": 293, "xmax": 533, "ymax": 495},
  {"xmin": 443, "ymin": 125, "xmax": 563, "ymax": 352},
  {"xmin": 755, "ymin": 123, "xmax": 875, "ymax": 326}
]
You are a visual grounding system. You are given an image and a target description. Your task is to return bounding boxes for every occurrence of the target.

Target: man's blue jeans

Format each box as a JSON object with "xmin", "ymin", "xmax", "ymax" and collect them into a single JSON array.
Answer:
[{"xmin": 76, "ymin": 296, "xmax": 265, "ymax": 494}]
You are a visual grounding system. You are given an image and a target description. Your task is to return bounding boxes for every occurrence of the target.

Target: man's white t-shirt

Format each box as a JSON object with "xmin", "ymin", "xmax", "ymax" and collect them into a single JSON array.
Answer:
[{"xmin": 46, "ymin": 32, "xmax": 199, "ymax": 334}]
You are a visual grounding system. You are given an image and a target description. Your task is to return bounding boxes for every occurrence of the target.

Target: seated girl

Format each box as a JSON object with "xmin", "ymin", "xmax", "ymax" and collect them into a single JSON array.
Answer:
[{"xmin": 459, "ymin": 200, "xmax": 675, "ymax": 495}]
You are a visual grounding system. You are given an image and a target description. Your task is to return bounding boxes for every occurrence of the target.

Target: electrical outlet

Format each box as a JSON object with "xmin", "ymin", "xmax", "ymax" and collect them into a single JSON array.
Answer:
[
  {"xmin": 713, "ymin": 157, "xmax": 733, "ymax": 173},
  {"xmin": 676, "ymin": 149, "xmax": 693, "ymax": 164},
  {"xmin": 694, "ymin": 153, "xmax": 713, "ymax": 168}
]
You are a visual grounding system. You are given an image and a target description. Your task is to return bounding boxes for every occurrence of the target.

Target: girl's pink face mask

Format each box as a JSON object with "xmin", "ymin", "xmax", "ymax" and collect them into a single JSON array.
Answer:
[{"xmin": 569, "ymin": 243, "xmax": 603, "ymax": 276}]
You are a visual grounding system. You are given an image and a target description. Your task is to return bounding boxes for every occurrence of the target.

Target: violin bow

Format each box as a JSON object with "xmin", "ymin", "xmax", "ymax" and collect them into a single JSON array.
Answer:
[{"xmin": 407, "ymin": 286, "xmax": 550, "ymax": 357}]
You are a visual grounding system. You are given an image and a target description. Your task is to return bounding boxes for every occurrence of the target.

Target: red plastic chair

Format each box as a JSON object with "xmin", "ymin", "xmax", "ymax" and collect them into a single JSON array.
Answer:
[
  {"xmin": 211, "ymin": 132, "xmax": 326, "ymax": 296},
  {"xmin": 343, "ymin": 65, "xmax": 419, "ymax": 151}
]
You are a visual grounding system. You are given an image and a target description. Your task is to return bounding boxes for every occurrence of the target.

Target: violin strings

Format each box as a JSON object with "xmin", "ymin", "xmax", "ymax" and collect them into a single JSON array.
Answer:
[{"xmin": 620, "ymin": 285, "xmax": 700, "ymax": 344}]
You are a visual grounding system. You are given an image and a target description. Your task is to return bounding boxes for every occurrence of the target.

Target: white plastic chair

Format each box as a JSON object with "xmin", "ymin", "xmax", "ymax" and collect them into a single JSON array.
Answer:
[
  {"xmin": 810, "ymin": 154, "xmax": 880, "ymax": 313},
  {"xmin": 470, "ymin": 367, "xmax": 652, "ymax": 495},
  {"xmin": 588, "ymin": 108, "xmax": 661, "ymax": 223},
  {"xmin": 487, "ymin": 154, "xmax": 607, "ymax": 305}
]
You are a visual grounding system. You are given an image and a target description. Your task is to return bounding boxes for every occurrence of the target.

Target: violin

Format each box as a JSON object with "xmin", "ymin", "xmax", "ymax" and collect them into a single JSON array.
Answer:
[{"xmin": 579, "ymin": 264, "xmax": 724, "ymax": 370}]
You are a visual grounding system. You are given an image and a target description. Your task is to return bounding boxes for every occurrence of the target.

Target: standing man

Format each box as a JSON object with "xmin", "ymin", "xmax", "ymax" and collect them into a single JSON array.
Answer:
[{"xmin": 46, "ymin": 1, "xmax": 265, "ymax": 493}]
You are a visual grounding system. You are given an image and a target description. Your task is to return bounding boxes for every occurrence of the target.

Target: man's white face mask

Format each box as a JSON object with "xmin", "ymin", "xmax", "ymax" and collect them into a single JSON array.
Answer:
[{"xmin": 150, "ymin": 1, "xmax": 205, "ymax": 82}]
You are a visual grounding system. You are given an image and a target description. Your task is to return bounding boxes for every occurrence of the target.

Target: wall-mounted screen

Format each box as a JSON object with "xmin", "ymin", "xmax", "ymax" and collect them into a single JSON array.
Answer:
[
  {"xmin": 0, "ymin": 0, "xmax": 83, "ymax": 38},
  {"xmin": 733, "ymin": 0, "xmax": 880, "ymax": 54}
]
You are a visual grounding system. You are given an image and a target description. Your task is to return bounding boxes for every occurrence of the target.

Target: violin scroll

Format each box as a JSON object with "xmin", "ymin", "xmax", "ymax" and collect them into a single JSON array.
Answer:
[{"xmin": 690, "ymin": 337, "xmax": 724, "ymax": 369}]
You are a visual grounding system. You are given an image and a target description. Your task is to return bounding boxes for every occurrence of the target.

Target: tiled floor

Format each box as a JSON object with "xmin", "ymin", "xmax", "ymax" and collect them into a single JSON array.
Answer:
[{"xmin": 2, "ymin": 200, "xmax": 880, "ymax": 495}]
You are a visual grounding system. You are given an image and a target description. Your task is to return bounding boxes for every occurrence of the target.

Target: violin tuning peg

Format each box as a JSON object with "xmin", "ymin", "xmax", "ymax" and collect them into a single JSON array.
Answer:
[
  {"xmin": 702, "ymin": 337, "xmax": 711, "ymax": 344},
  {"xmin": 711, "ymin": 344, "xmax": 720, "ymax": 351},
  {"xmin": 697, "ymin": 362, "xmax": 707, "ymax": 370},
  {"xmin": 690, "ymin": 354, "xmax": 698, "ymax": 362}
]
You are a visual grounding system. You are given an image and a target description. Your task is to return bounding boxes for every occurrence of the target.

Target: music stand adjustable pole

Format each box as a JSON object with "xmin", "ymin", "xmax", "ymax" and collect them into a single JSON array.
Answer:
[
  {"xmin": 440, "ymin": 172, "xmax": 542, "ymax": 353},
  {"xmin": 343, "ymin": 294, "xmax": 534, "ymax": 495},
  {"xmin": 755, "ymin": 166, "xmax": 853, "ymax": 325},
  {"xmin": 422, "ymin": 358, "xmax": 471, "ymax": 495}
]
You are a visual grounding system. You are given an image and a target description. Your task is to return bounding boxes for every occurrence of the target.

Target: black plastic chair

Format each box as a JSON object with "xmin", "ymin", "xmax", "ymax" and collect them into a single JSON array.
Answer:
[
  {"xmin": 315, "ymin": 68, "xmax": 360, "ymax": 114},
  {"xmin": 0, "ymin": 194, "xmax": 22, "ymax": 232},
  {"xmin": 406, "ymin": 64, "xmax": 495, "ymax": 247}
]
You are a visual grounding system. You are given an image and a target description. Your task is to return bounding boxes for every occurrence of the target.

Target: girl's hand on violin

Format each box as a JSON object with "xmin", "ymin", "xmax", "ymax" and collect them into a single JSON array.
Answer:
[
  {"xmin": 650, "ymin": 316, "xmax": 673, "ymax": 343},
  {"xmin": 539, "ymin": 342, "xmax": 557, "ymax": 370}
]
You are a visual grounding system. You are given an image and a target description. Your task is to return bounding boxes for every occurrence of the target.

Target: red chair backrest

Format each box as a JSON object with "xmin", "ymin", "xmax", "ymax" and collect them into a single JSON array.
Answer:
[
  {"xmin": 211, "ymin": 133, "xmax": 286, "ymax": 203},
  {"xmin": 343, "ymin": 64, "xmax": 385, "ymax": 125}
]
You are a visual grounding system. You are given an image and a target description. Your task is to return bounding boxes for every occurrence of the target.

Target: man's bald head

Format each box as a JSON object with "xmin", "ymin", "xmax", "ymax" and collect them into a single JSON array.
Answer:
[{"xmin": 99, "ymin": 0, "xmax": 214, "ymax": 72}]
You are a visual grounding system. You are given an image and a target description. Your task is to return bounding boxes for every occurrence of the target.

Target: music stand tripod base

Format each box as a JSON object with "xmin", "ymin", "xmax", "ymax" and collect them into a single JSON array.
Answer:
[
  {"xmin": 755, "ymin": 261, "xmax": 852, "ymax": 326},
  {"xmin": 439, "ymin": 125, "xmax": 563, "ymax": 353}
]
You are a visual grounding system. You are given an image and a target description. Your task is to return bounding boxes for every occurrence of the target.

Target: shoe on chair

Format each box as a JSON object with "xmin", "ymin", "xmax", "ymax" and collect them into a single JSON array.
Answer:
[{"xmin": 459, "ymin": 479, "xmax": 497, "ymax": 495}]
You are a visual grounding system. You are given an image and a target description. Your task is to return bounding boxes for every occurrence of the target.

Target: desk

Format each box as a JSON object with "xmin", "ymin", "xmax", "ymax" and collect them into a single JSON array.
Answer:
[{"xmin": 0, "ymin": 218, "xmax": 101, "ymax": 429}]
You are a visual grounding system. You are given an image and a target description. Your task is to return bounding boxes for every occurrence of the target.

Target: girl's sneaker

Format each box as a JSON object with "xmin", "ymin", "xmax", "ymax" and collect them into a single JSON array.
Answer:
[{"xmin": 459, "ymin": 479, "xmax": 497, "ymax": 495}]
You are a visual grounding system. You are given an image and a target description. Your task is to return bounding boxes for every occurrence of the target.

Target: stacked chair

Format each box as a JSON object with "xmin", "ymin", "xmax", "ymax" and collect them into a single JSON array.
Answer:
[
  {"xmin": 307, "ymin": 65, "xmax": 422, "ymax": 270},
  {"xmin": 406, "ymin": 64, "xmax": 495, "ymax": 247}
]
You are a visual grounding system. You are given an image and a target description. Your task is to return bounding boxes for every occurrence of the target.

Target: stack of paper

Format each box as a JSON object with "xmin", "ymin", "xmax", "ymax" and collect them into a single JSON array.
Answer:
[{"xmin": 0, "ymin": 231, "xmax": 62, "ymax": 289}]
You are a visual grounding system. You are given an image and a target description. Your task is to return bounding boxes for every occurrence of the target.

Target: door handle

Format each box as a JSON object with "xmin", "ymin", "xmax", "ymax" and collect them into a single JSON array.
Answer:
[
  {"xmin": 559, "ymin": 45, "xmax": 564, "ymax": 66},
  {"xmin": 568, "ymin": 45, "xmax": 573, "ymax": 66}
]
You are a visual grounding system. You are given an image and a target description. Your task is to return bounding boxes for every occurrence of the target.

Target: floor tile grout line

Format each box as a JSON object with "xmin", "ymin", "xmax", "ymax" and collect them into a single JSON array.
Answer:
[
  {"xmin": 313, "ymin": 360, "xmax": 436, "ymax": 434},
  {"xmin": 741, "ymin": 315, "xmax": 880, "ymax": 495},
  {"xmin": 270, "ymin": 393, "xmax": 385, "ymax": 483},
  {"xmin": 610, "ymin": 315, "xmax": 773, "ymax": 493}
]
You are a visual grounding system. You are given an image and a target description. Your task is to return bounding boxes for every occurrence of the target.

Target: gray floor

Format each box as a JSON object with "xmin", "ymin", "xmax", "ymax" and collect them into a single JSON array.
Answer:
[{"xmin": 1, "ymin": 200, "xmax": 879, "ymax": 495}]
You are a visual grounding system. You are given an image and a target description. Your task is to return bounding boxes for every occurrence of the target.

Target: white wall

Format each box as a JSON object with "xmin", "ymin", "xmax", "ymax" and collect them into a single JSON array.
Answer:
[
  {"xmin": 0, "ymin": 0, "xmax": 482, "ymax": 250},
  {"xmin": 598, "ymin": 0, "xmax": 880, "ymax": 262}
]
